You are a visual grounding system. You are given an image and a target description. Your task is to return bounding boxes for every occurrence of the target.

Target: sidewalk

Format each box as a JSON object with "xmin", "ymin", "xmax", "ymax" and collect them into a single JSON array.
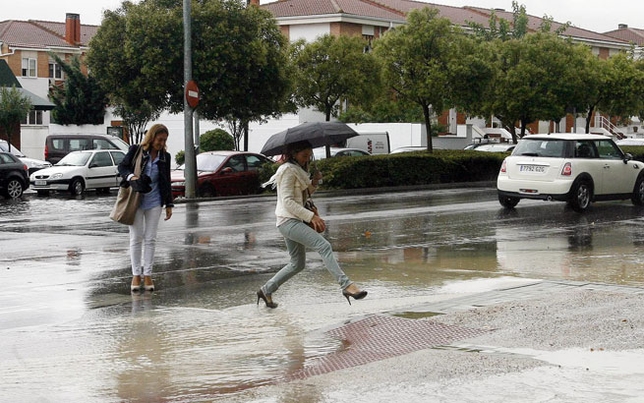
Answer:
[{"xmin": 230, "ymin": 280, "xmax": 644, "ymax": 402}]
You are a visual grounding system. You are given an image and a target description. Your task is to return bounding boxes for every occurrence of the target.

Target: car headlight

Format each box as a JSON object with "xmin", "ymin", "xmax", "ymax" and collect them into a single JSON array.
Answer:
[
  {"xmin": 173, "ymin": 181, "xmax": 185, "ymax": 187},
  {"xmin": 51, "ymin": 173, "xmax": 63, "ymax": 179}
]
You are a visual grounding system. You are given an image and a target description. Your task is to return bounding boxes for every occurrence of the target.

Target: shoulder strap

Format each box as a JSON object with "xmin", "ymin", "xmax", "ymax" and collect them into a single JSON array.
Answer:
[{"xmin": 133, "ymin": 146, "xmax": 143, "ymax": 176}]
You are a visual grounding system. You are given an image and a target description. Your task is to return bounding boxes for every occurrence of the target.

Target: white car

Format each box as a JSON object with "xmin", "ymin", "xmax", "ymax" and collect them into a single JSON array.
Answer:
[
  {"xmin": 0, "ymin": 139, "xmax": 52, "ymax": 175},
  {"xmin": 497, "ymin": 133, "xmax": 644, "ymax": 212},
  {"xmin": 313, "ymin": 147, "xmax": 370, "ymax": 160},
  {"xmin": 30, "ymin": 150, "xmax": 125, "ymax": 196}
]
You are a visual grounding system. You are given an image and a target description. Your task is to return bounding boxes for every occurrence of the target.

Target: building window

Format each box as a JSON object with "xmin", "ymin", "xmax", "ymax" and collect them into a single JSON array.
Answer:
[
  {"xmin": 21, "ymin": 110, "xmax": 43, "ymax": 125},
  {"xmin": 22, "ymin": 58, "xmax": 37, "ymax": 77},
  {"xmin": 49, "ymin": 62, "xmax": 63, "ymax": 80}
]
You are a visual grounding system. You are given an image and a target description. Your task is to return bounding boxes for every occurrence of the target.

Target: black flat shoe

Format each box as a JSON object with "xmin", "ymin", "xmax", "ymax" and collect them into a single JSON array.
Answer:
[
  {"xmin": 342, "ymin": 289, "xmax": 367, "ymax": 305},
  {"xmin": 257, "ymin": 289, "xmax": 278, "ymax": 309}
]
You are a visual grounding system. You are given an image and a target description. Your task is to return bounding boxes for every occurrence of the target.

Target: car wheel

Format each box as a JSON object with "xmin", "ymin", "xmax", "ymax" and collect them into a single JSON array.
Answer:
[
  {"xmin": 36, "ymin": 190, "xmax": 50, "ymax": 196},
  {"xmin": 4, "ymin": 178, "xmax": 24, "ymax": 199},
  {"xmin": 632, "ymin": 175, "xmax": 644, "ymax": 206},
  {"xmin": 69, "ymin": 178, "xmax": 85, "ymax": 196},
  {"xmin": 569, "ymin": 179, "xmax": 592, "ymax": 212},
  {"xmin": 198, "ymin": 183, "xmax": 216, "ymax": 198},
  {"xmin": 498, "ymin": 194, "xmax": 520, "ymax": 209}
]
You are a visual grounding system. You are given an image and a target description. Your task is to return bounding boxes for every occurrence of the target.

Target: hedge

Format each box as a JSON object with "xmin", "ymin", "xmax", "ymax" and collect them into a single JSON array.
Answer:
[{"xmin": 258, "ymin": 149, "xmax": 507, "ymax": 191}]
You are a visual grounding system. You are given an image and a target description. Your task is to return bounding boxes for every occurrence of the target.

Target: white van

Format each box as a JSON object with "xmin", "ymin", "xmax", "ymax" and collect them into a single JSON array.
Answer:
[{"xmin": 345, "ymin": 132, "xmax": 390, "ymax": 155}]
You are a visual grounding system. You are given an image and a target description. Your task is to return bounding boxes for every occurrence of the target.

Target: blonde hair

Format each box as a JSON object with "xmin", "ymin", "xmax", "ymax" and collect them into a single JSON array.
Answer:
[{"xmin": 141, "ymin": 124, "xmax": 169, "ymax": 151}]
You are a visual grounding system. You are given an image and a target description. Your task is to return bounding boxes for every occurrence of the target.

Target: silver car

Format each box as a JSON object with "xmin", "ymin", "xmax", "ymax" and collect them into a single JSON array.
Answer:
[
  {"xmin": 497, "ymin": 133, "xmax": 644, "ymax": 212},
  {"xmin": 0, "ymin": 140, "xmax": 51, "ymax": 175}
]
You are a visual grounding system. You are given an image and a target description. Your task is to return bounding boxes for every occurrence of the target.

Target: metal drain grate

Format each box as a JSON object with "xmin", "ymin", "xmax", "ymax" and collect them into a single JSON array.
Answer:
[{"xmin": 286, "ymin": 314, "xmax": 489, "ymax": 380}]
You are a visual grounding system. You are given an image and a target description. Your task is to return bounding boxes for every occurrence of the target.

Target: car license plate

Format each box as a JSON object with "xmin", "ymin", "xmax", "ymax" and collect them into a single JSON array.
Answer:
[
  {"xmin": 520, "ymin": 165, "xmax": 545, "ymax": 173},
  {"xmin": 35, "ymin": 180, "xmax": 47, "ymax": 186}
]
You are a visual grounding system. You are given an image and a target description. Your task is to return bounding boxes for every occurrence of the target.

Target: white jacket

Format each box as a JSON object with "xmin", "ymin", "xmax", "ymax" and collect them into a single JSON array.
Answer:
[{"xmin": 264, "ymin": 162, "xmax": 317, "ymax": 226}]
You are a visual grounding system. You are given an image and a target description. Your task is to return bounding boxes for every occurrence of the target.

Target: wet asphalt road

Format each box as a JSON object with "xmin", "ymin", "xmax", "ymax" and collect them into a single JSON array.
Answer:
[{"xmin": 2, "ymin": 185, "xmax": 644, "ymax": 402}]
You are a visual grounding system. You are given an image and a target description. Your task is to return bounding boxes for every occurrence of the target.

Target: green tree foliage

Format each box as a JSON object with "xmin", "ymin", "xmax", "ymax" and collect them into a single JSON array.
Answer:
[
  {"xmin": 374, "ymin": 8, "xmax": 461, "ymax": 152},
  {"xmin": 596, "ymin": 53, "xmax": 644, "ymax": 126},
  {"xmin": 113, "ymin": 102, "xmax": 161, "ymax": 145},
  {"xmin": 87, "ymin": 0, "xmax": 293, "ymax": 140},
  {"xmin": 467, "ymin": 1, "xmax": 529, "ymax": 41},
  {"xmin": 200, "ymin": 128, "xmax": 234, "ymax": 151},
  {"xmin": 49, "ymin": 55, "xmax": 107, "ymax": 125},
  {"xmin": 0, "ymin": 86, "xmax": 32, "ymax": 149},
  {"xmin": 291, "ymin": 34, "xmax": 381, "ymax": 121},
  {"xmin": 475, "ymin": 32, "xmax": 591, "ymax": 141}
]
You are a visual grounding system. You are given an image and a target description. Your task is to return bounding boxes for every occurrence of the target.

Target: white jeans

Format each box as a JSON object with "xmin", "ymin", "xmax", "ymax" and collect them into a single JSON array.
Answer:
[{"xmin": 128, "ymin": 206, "xmax": 163, "ymax": 276}]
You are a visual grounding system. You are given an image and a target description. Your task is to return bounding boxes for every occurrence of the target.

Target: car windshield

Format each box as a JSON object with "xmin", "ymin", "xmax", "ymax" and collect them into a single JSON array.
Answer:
[
  {"xmin": 57, "ymin": 152, "xmax": 91, "ymax": 166},
  {"xmin": 107, "ymin": 136, "xmax": 130, "ymax": 151},
  {"xmin": 513, "ymin": 139, "xmax": 565, "ymax": 158},
  {"xmin": 177, "ymin": 153, "xmax": 227, "ymax": 172},
  {"xmin": 0, "ymin": 141, "xmax": 26, "ymax": 157}
]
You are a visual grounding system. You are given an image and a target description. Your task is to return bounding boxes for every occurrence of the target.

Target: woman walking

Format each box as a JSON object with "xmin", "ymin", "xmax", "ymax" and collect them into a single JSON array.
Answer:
[
  {"xmin": 257, "ymin": 140, "xmax": 367, "ymax": 308},
  {"xmin": 118, "ymin": 124, "xmax": 174, "ymax": 292}
]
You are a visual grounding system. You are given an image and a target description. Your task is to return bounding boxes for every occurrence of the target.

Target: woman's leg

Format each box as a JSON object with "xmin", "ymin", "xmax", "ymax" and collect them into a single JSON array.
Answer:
[
  {"xmin": 262, "ymin": 231, "xmax": 306, "ymax": 295},
  {"xmin": 272, "ymin": 219, "xmax": 352, "ymax": 291},
  {"xmin": 141, "ymin": 206, "xmax": 163, "ymax": 276},
  {"xmin": 129, "ymin": 209, "xmax": 145, "ymax": 276}
]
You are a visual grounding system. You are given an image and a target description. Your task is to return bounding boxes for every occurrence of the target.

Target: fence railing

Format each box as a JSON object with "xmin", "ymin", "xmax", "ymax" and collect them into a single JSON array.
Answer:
[{"xmin": 593, "ymin": 115, "xmax": 626, "ymax": 139}]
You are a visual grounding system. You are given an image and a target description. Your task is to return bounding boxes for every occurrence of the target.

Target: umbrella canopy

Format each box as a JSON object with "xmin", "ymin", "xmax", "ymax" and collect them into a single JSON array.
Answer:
[{"xmin": 260, "ymin": 122, "xmax": 359, "ymax": 156}]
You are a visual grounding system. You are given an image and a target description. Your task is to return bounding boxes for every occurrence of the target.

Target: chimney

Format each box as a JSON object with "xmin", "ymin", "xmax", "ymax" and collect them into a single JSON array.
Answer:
[
  {"xmin": 65, "ymin": 13, "xmax": 81, "ymax": 45},
  {"xmin": 618, "ymin": 23, "xmax": 628, "ymax": 29},
  {"xmin": 248, "ymin": 0, "xmax": 260, "ymax": 5}
]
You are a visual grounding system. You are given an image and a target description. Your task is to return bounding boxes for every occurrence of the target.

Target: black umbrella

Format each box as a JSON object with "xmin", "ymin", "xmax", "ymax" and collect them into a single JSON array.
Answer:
[{"xmin": 260, "ymin": 122, "xmax": 359, "ymax": 156}]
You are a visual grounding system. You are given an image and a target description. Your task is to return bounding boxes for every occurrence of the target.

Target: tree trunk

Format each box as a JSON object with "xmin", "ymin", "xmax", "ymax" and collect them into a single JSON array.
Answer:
[{"xmin": 423, "ymin": 104, "xmax": 433, "ymax": 153}]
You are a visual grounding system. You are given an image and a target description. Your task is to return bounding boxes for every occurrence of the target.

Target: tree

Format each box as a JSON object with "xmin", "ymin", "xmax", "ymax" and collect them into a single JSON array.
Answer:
[
  {"xmin": 291, "ymin": 34, "xmax": 381, "ymax": 121},
  {"xmin": 87, "ymin": 0, "xmax": 293, "ymax": 146},
  {"xmin": 595, "ymin": 53, "xmax": 644, "ymax": 127},
  {"xmin": 112, "ymin": 102, "xmax": 161, "ymax": 145},
  {"xmin": 374, "ymin": 8, "xmax": 460, "ymax": 152},
  {"xmin": 200, "ymin": 128, "xmax": 234, "ymax": 151},
  {"xmin": 0, "ymin": 86, "xmax": 32, "ymax": 150},
  {"xmin": 474, "ymin": 32, "xmax": 590, "ymax": 141},
  {"xmin": 49, "ymin": 54, "xmax": 107, "ymax": 125}
]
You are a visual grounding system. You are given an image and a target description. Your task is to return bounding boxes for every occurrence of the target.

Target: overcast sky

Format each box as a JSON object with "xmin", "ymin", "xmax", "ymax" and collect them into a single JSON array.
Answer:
[{"xmin": 2, "ymin": 0, "xmax": 642, "ymax": 34}]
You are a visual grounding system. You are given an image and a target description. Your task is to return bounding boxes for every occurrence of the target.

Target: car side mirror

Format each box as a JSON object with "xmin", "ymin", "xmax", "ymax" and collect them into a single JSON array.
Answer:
[
  {"xmin": 89, "ymin": 163, "xmax": 98, "ymax": 168},
  {"xmin": 624, "ymin": 153, "xmax": 633, "ymax": 163},
  {"xmin": 221, "ymin": 167, "xmax": 234, "ymax": 174}
]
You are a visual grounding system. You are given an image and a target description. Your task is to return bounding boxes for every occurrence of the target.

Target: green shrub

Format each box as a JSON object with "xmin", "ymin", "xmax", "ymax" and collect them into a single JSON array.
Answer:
[
  {"xmin": 175, "ymin": 150, "xmax": 185, "ymax": 166},
  {"xmin": 258, "ymin": 150, "xmax": 504, "ymax": 191},
  {"xmin": 200, "ymin": 129, "xmax": 234, "ymax": 151}
]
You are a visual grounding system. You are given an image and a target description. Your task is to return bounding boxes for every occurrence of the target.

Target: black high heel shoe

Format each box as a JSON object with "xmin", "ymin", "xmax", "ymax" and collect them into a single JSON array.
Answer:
[
  {"xmin": 342, "ymin": 289, "xmax": 367, "ymax": 305},
  {"xmin": 257, "ymin": 289, "xmax": 278, "ymax": 309}
]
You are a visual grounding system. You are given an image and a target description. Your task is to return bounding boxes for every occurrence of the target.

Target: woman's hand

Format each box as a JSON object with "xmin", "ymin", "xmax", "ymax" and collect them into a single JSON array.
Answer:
[
  {"xmin": 312, "ymin": 170, "xmax": 323, "ymax": 187},
  {"xmin": 310, "ymin": 215, "xmax": 326, "ymax": 232},
  {"xmin": 164, "ymin": 207, "xmax": 173, "ymax": 221}
]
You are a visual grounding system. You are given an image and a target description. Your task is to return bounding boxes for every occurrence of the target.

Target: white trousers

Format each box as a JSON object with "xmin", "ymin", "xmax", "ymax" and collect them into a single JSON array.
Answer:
[{"xmin": 128, "ymin": 206, "xmax": 163, "ymax": 276}]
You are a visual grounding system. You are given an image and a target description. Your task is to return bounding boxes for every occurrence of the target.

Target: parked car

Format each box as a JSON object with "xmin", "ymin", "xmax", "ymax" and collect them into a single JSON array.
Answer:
[
  {"xmin": 497, "ymin": 133, "xmax": 644, "ymax": 212},
  {"xmin": 390, "ymin": 146, "xmax": 428, "ymax": 154},
  {"xmin": 171, "ymin": 151, "xmax": 273, "ymax": 198},
  {"xmin": 0, "ymin": 152, "xmax": 29, "ymax": 199},
  {"xmin": 30, "ymin": 150, "xmax": 126, "ymax": 196},
  {"xmin": 313, "ymin": 147, "xmax": 371, "ymax": 160},
  {"xmin": 44, "ymin": 134, "xmax": 130, "ymax": 164},
  {"xmin": 470, "ymin": 143, "xmax": 515, "ymax": 153},
  {"xmin": 0, "ymin": 140, "xmax": 52, "ymax": 174}
]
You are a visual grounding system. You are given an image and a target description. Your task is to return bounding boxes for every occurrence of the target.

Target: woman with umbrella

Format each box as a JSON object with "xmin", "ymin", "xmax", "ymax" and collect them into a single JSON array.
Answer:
[{"xmin": 257, "ymin": 140, "xmax": 367, "ymax": 308}]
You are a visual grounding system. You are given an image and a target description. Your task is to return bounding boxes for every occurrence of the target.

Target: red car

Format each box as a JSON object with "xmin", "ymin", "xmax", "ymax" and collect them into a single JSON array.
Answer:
[{"xmin": 171, "ymin": 151, "xmax": 273, "ymax": 198}]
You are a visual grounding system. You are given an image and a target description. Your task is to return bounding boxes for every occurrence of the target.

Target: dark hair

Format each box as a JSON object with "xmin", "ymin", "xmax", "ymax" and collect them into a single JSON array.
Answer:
[
  {"xmin": 286, "ymin": 140, "xmax": 312, "ymax": 156},
  {"xmin": 286, "ymin": 140, "xmax": 312, "ymax": 169}
]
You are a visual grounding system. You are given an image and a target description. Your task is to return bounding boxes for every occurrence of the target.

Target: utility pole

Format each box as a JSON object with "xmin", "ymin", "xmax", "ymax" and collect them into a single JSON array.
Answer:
[{"xmin": 183, "ymin": 0, "xmax": 196, "ymax": 198}]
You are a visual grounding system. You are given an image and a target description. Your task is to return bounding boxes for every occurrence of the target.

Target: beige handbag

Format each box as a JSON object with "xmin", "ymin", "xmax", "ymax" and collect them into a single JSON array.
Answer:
[{"xmin": 109, "ymin": 147, "xmax": 143, "ymax": 225}]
